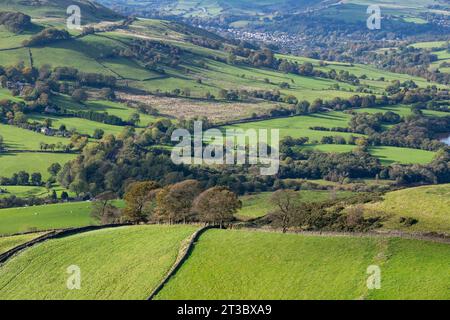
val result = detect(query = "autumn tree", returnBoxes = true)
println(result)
[154,187,173,223]
[192,187,241,228]
[123,181,159,223]
[269,189,302,233]
[155,180,202,224]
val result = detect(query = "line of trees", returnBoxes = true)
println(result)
[92,180,242,227]
[0,171,43,186]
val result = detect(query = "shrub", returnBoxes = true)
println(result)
[399,217,419,227]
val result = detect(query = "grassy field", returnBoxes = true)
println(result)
[366,238,450,300]
[223,114,437,164]
[0,152,76,179]
[368,146,435,165]
[0,225,199,300]
[238,190,356,218]
[28,114,126,137]
[411,41,448,49]
[0,26,32,50]
[0,185,72,199]
[155,229,450,300]
[0,202,96,236]
[0,48,30,67]
[51,95,157,128]
[0,186,50,199]
[0,0,121,23]
[363,184,450,234]
[225,111,360,141]
[354,104,450,118]
[0,124,69,151]
[0,233,45,255]
[277,53,443,90]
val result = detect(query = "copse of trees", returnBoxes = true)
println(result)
[0,171,43,186]
[77,72,116,88]
[71,89,88,103]
[23,28,71,47]
[114,39,182,70]
[192,186,242,228]
[0,11,32,33]
[267,189,383,233]
[368,116,450,152]
[119,180,241,227]
[62,109,126,126]
[364,46,450,85]
[155,180,202,224]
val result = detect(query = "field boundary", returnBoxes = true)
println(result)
[0,224,130,265]
[237,227,450,244]
[147,225,217,300]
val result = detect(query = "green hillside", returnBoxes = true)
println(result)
[0,202,97,235]
[0,0,122,23]
[99,0,323,18]
[363,184,450,234]
[155,229,450,300]
[0,232,45,254]
[0,225,198,300]
[237,190,357,218]
[0,12,443,169]
[0,152,76,179]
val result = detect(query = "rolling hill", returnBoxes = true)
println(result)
[0,0,122,23]
[0,232,45,254]
[0,7,447,179]
[362,184,450,234]
[1,226,448,300]
[0,225,199,300]
[155,229,450,300]
[98,0,330,18]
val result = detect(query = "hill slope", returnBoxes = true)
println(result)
[0,225,198,300]
[363,184,450,234]
[0,0,123,23]
[98,0,330,18]
[156,229,450,300]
